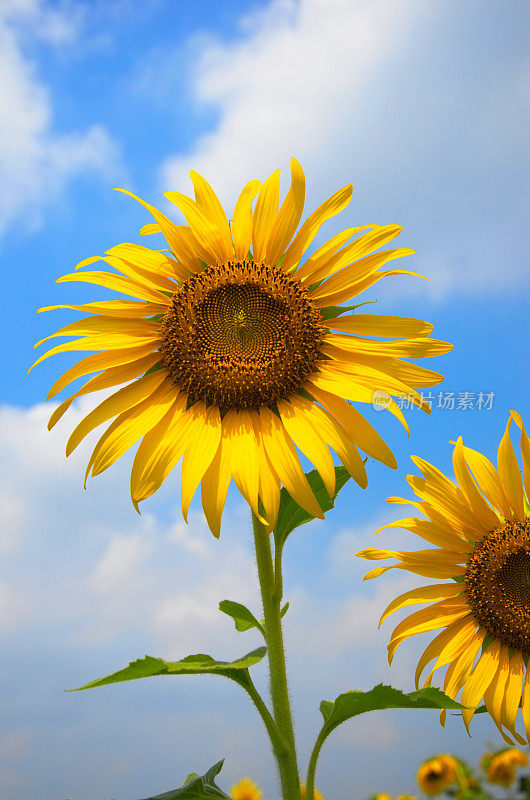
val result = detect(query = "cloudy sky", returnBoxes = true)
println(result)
[1,0,529,798]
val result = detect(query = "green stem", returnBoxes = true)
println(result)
[252,511,301,800]
[306,729,326,800]
[242,673,287,752]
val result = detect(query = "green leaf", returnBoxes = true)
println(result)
[219,600,289,636]
[139,760,230,799]
[69,647,267,693]
[274,466,351,547]
[320,300,376,320]
[319,684,468,735]
[219,600,265,635]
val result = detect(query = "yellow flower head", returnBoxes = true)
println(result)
[416,755,459,796]
[396,796,419,800]
[33,159,451,537]
[372,795,392,800]
[358,411,530,744]
[231,776,263,800]
[300,784,324,800]
[483,747,529,787]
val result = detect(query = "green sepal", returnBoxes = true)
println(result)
[219,599,289,636]
[319,683,468,733]
[144,361,162,375]
[138,760,230,799]
[69,647,267,693]
[320,300,376,321]
[273,466,351,548]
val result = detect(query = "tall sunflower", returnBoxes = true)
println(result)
[32,159,451,537]
[358,411,530,744]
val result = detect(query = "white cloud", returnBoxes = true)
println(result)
[0,0,123,237]
[160,0,529,295]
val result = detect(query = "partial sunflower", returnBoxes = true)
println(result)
[32,159,451,537]
[416,756,459,796]
[358,411,530,744]
[482,747,528,787]
[231,777,264,800]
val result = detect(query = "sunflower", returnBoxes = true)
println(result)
[416,755,458,796]
[358,411,530,744]
[482,747,528,787]
[32,159,451,537]
[231,777,264,800]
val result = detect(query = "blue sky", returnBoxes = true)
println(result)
[1,0,529,798]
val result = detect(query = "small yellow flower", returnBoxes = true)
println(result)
[417,755,458,796]
[231,776,263,800]
[373,795,392,800]
[396,796,418,800]
[300,783,324,800]
[484,748,529,787]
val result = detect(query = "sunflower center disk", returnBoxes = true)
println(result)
[159,260,326,411]
[465,517,530,653]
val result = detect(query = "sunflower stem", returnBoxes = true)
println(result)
[252,511,301,800]
[306,729,326,800]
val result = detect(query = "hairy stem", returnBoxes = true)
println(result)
[252,512,301,800]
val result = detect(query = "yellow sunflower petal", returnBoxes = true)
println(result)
[35,316,160,348]
[484,647,515,744]
[201,441,232,539]
[277,396,335,496]
[89,380,177,477]
[326,334,453,359]
[47,352,159,431]
[311,248,416,301]
[39,301,167,318]
[221,409,262,521]
[29,333,159,374]
[130,394,188,510]
[306,382,396,468]
[415,617,478,689]
[497,417,525,520]
[115,189,201,271]
[252,169,281,262]
[374,517,472,552]
[510,411,530,502]
[452,437,500,531]
[314,267,427,307]
[522,665,530,744]
[281,183,353,270]
[65,370,167,456]
[56,270,171,305]
[388,597,470,664]
[379,583,464,628]
[190,171,233,260]
[443,628,486,702]
[461,640,502,734]
[266,158,305,266]
[461,443,513,519]
[306,402,367,488]
[164,189,229,264]
[501,650,526,744]
[232,180,262,259]
[45,344,158,399]
[295,225,376,282]
[181,403,222,522]
[325,314,434,338]
[259,406,324,519]
[257,443,281,531]
[307,224,406,284]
